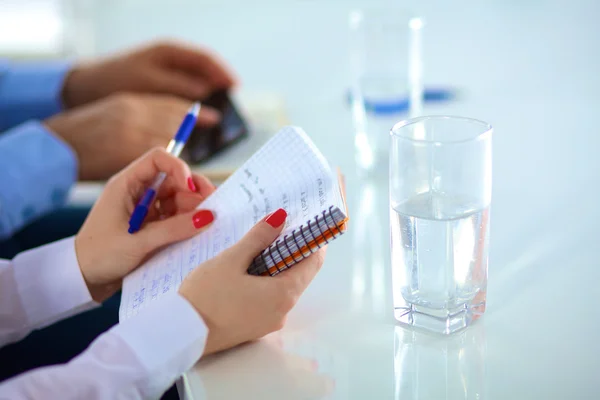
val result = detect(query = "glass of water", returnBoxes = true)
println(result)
[389,116,492,334]
[348,7,423,174]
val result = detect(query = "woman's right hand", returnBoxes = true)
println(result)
[179,208,327,356]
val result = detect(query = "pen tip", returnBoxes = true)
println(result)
[190,102,201,117]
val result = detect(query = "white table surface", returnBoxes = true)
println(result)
[72,0,600,398]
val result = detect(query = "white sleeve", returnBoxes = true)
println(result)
[0,291,208,400]
[0,237,98,347]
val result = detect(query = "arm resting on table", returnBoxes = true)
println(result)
[0,60,71,131]
[0,122,77,239]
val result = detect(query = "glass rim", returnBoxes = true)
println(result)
[348,6,422,27]
[390,115,493,145]
[349,4,413,16]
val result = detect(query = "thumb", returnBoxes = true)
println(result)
[137,208,215,252]
[227,208,288,269]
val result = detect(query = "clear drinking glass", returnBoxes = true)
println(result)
[348,7,423,174]
[389,116,492,334]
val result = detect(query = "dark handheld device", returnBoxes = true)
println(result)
[181,90,249,164]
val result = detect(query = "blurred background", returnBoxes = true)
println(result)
[3,0,599,172]
[4,0,600,264]
[4,0,600,252]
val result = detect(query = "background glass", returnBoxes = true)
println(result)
[389,116,492,334]
[348,6,423,175]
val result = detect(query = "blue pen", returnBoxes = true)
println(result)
[128,102,201,234]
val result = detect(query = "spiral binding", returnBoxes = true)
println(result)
[248,205,347,276]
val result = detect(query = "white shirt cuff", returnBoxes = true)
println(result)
[111,292,207,381]
[12,236,98,330]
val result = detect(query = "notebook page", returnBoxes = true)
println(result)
[119,126,339,320]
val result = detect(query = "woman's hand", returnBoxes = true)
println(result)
[179,208,327,356]
[75,148,217,302]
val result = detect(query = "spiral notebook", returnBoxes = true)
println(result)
[119,126,349,321]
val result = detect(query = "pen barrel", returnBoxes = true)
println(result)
[150,172,168,191]
[139,187,158,208]
[128,103,199,234]
[166,141,185,157]
[128,188,157,234]
[173,110,199,143]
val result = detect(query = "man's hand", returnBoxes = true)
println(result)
[61,41,237,109]
[44,93,219,181]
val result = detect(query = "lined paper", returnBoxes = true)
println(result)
[119,126,343,321]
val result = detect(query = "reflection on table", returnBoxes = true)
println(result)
[394,325,486,400]
[184,333,341,400]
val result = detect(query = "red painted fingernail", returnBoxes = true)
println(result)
[265,208,287,228]
[187,177,197,192]
[193,210,214,229]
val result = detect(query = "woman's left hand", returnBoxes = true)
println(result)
[75,148,217,302]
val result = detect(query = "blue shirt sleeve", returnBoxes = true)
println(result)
[0,59,72,131]
[0,121,77,239]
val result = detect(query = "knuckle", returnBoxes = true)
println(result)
[153,147,186,170]
[149,146,168,158]
[151,40,177,54]
[105,173,121,189]
[109,92,140,110]
[167,94,189,107]
[106,95,142,126]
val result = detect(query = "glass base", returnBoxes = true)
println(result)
[394,300,486,335]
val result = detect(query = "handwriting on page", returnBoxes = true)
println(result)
[242,167,272,222]
[318,178,326,207]
[119,126,338,321]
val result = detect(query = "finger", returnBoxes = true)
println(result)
[151,182,204,219]
[150,199,166,219]
[152,87,221,126]
[154,71,211,102]
[154,175,193,199]
[274,247,327,295]
[154,179,178,200]
[137,208,215,252]
[125,147,192,194]
[155,171,214,201]
[161,43,237,88]
[156,198,176,218]
[191,173,217,198]
[160,192,205,215]
[224,208,288,270]
[195,104,220,126]
[174,192,205,212]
